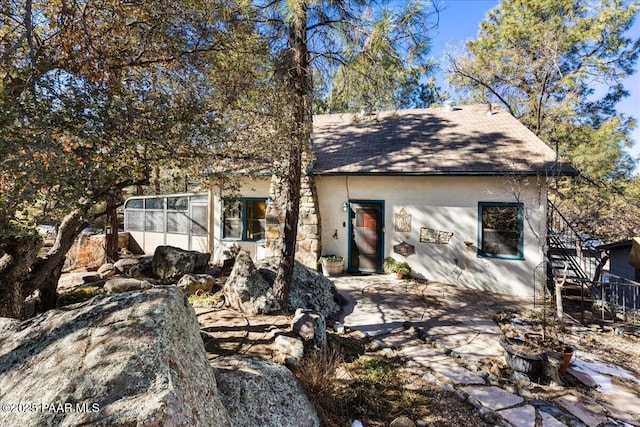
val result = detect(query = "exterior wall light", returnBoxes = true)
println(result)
[342,202,348,212]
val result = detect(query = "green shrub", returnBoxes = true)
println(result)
[320,255,343,264]
[383,257,397,273]
[395,261,411,276]
[57,287,101,307]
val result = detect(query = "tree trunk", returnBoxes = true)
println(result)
[28,208,88,313]
[0,208,88,319]
[0,234,41,319]
[272,0,311,312]
[105,196,120,263]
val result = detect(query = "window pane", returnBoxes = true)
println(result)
[167,211,189,234]
[125,199,143,209]
[191,205,208,237]
[145,197,165,210]
[168,197,188,211]
[223,200,242,239]
[125,210,144,231]
[145,211,164,232]
[245,200,266,241]
[481,205,520,257]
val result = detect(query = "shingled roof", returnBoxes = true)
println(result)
[311,104,576,176]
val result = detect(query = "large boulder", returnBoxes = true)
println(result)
[256,257,341,319]
[223,251,280,314]
[211,355,320,427]
[0,288,231,427]
[152,246,211,283]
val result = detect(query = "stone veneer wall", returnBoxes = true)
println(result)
[264,174,321,270]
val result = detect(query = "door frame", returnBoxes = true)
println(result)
[347,199,385,273]
[189,201,209,251]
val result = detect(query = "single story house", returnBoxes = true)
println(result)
[125,104,576,297]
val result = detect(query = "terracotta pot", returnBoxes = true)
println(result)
[559,347,574,374]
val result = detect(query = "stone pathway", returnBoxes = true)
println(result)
[196,306,290,360]
[333,274,640,427]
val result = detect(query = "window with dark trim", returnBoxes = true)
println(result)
[222,198,267,241]
[478,202,523,259]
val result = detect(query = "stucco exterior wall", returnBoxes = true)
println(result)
[211,178,272,260]
[315,175,548,297]
[211,174,549,297]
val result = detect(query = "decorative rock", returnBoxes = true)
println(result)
[223,251,280,315]
[0,288,231,427]
[504,384,519,394]
[518,389,536,399]
[104,276,152,294]
[467,362,480,372]
[211,355,320,427]
[454,390,468,401]
[477,370,490,379]
[113,257,139,274]
[389,415,416,427]
[421,372,439,384]
[440,382,455,393]
[382,348,395,357]
[152,245,211,283]
[274,334,305,361]
[510,371,532,388]
[97,262,116,279]
[176,274,217,296]
[292,308,327,349]
[477,407,497,424]
[367,339,387,352]
[57,272,102,290]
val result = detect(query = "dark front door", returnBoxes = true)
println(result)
[349,201,384,273]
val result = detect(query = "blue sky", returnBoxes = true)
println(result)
[430,0,640,164]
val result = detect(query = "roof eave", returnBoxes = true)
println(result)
[312,169,578,177]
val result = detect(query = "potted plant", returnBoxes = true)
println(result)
[383,257,397,274]
[395,261,411,279]
[499,337,546,380]
[320,255,344,277]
